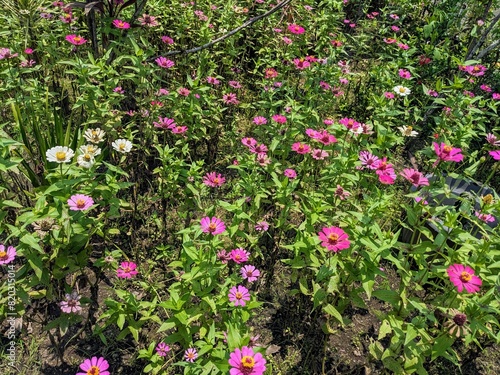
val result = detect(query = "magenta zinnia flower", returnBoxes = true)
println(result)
[155,56,175,69]
[253,116,267,125]
[447,264,482,293]
[475,211,495,222]
[203,172,226,187]
[229,346,267,375]
[68,194,94,211]
[117,261,138,279]
[489,150,500,160]
[65,34,87,45]
[271,114,287,124]
[200,217,226,235]
[433,142,464,164]
[230,248,250,264]
[318,226,350,252]
[359,151,379,169]
[0,244,16,265]
[228,285,251,306]
[76,357,110,375]
[284,169,297,178]
[155,342,170,357]
[291,142,311,154]
[112,19,130,29]
[241,265,260,282]
[288,24,305,34]
[400,168,429,187]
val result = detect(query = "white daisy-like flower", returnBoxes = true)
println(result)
[46,146,75,163]
[112,139,133,153]
[398,125,419,137]
[77,153,95,168]
[83,128,106,144]
[79,144,101,157]
[393,85,411,96]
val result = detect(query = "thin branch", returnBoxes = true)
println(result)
[476,39,500,59]
[148,0,293,60]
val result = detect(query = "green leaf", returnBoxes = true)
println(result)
[431,335,455,361]
[323,304,344,325]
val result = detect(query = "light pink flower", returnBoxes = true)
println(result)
[155,342,170,357]
[153,117,176,129]
[203,172,225,187]
[228,285,251,306]
[0,245,16,265]
[318,226,350,252]
[222,92,239,105]
[161,35,174,44]
[229,346,266,375]
[242,137,257,147]
[272,114,287,123]
[255,221,269,231]
[200,217,226,235]
[400,168,429,187]
[334,185,351,200]
[177,87,190,96]
[117,261,138,278]
[293,58,310,70]
[241,265,260,282]
[138,14,158,27]
[60,291,81,313]
[384,92,395,99]
[229,80,242,89]
[475,211,495,222]
[171,125,188,134]
[256,153,271,166]
[291,142,311,154]
[398,69,411,79]
[68,194,94,211]
[184,348,198,362]
[249,143,268,154]
[311,149,329,160]
[155,56,175,69]
[447,264,481,293]
[359,151,380,169]
[253,116,267,125]
[76,357,110,375]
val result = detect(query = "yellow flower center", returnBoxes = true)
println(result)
[399,87,406,93]
[482,194,493,204]
[83,153,92,162]
[87,366,100,375]
[235,292,243,299]
[208,223,217,231]
[122,266,130,273]
[241,355,255,368]
[56,151,67,161]
[328,233,339,243]
[443,145,452,153]
[459,271,472,282]
[74,37,81,43]
[76,199,86,208]
[213,178,220,184]
[119,143,125,150]
[0,251,7,260]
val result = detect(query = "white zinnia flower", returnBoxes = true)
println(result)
[46,146,75,163]
[393,85,411,96]
[398,125,419,137]
[77,153,95,168]
[112,139,133,153]
[79,144,101,157]
[83,128,106,144]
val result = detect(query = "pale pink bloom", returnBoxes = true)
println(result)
[390,14,399,19]
[291,142,311,154]
[60,291,82,313]
[76,357,110,375]
[293,58,310,69]
[272,114,287,123]
[68,194,94,211]
[65,34,86,45]
[20,60,36,68]
[384,38,397,44]
[184,348,198,362]
[400,168,429,187]
[0,245,16,265]
[222,92,239,105]
[155,56,175,69]
[249,143,268,154]
[177,87,190,96]
[323,118,334,125]
[112,19,130,29]
[200,217,226,235]
[335,185,351,200]
[242,137,257,147]
[171,125,188,134]
[206,76,220,85]
[475,211,495,222]
[255,221,269,231]
[477,20,484,26]
[241,265,260,282]
[155,342,170,357]
[161,35,174,44]
[282,37,293,45]
[447,264,481,293]
[318,226,350,252]
[156,88,169,96]
[284,169,297,178]
[339,78,349,85]
[217,250,231,264]
[384,92,395,99]
[485,134,500,146]
[427,89,438,97]
[359,151,379,169]
[253,116,267,125]
[138,14,158,27]
[256,153,271,166]
[311,149,329,160]
[203,172,225,187]
[117,261,138,278]
[398,43,409,50]
[229,80,242,89]
[391,26,400,32]
[113,86,125,94]
[228,285,251,306]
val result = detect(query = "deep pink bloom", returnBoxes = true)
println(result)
[493,93,500,100]
[228,285,251,306]
[223,92,239,105]
[433,142,464,164]
[475,211,495,222]
[230,248,250,264]
[291,142,311,154]
[359,151,380,169]
[253,116,267,125]
[200,217,225,235]
[288,24,305,34]
[464,64,487,77]
[117,261,138,278]
[113,19,130,29]
[480,84,492,92]
[68,194,94,211]
[284,169,297,178]
[293,58,311,70]
[272,114,287,124]
[241,265,260,282]
[339,117,360,130]
[229,346,267,375]
[447,264,482,293]
[313,130,337,145]
[489,150,500,160]
[242,137,257,148]
[400,168,429,187]
[378,172,396,184]
[264,68,278,79]
[184,348,198,362]
[76,357,110,375]
[384,38,397,44]
[203,172,225,187]
[398,69,411,79]
[0,245,16,265]
[178,87,190,96]
[155,57,175,69]
[330,40,343,47]
[318,226,350,252]
[384,92,395,99]
[156,342,170,357]
[65,34,87,45]
[374,157,394,175]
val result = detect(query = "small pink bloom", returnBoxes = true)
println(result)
[249,143,268,154]
[153,117,176,129]
[480,84,492,92]
[255,221,269,231]
[272,114,287,123]
[112,19,130,29]
[384,38,397,44]
[330,40,343,47]
[155,56,175,69]
[117,261,138,278]
[485,134,500,146]
[228,285,251,306]
[282,37,293,45]
[184,348,198,362]
[291,142,311,154]
[384,92,395,99]
[177,87,190,96]
[492,93,500,100]
[229,346,267,375]
[293,58,310,70]
[256,153,271,166]
[284,169,297,178]
[241,265,260,282]
[433,142,464,164]
[311,149,329,160]
[397,43,409,50]
[0,245,16,265]
[171,125,188,134]
[65,34,87,45]
[447,264,482,293]
[222,92,239,105]
[288,24,305,34]
[60,291,82,313]
[24,48,33,54]
[400,168,429,187]
[155,342,170,357]
[489,150,500,160]
[335,185,351,200]
[76,357,110,375]
[318,226,350,252]
[203,172,225,187]
[200,217,226,235]
[253,116,267,125]
[398,69,411,79]
[359,151,380,169]
[161,35,174,44]
[242,137,257,147]
[475,211,495,222]
[68,194,94,211]
[391,25,400,32]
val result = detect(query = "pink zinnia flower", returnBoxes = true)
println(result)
[217,250,231,264]
[433,142,464,164]
[242,137,257,147]
[359,151,380,169]
[155,56,175,69]
[113,19,130,29]
[171,125,188,134]
[288,24,305,34]
[229,80,242,89]
[334,185,351,200]
[153,117,176,129]
[184,348,198,362]
[203,172,225,187]
[447,264,482,293]
[200,217,226,235]
[255,221,269,231]
[230,248,250,263]
[398,43,409,50]
[177,87,190,96]
[65,34,87,45]
[264,68,278,79]
[293,58,310,70]
[339,117,360,130]
[311,149,329,160]
[272,114,287,124]
[249,143,268,154]
[76,357,110,375]
[60,291,82,313]
[253,116,267,125]
[480,84,492,92]
[489,150,500,160]
[229,346,267,375]
[241,265,260,282]
[318,226,350,252]
[464,64,487,77]
[138,14,158,27]
[313,130,337,145]
[284,169,297,178]
[256,153,271,166]
[282,37,293,45]
[155,342,170,357]
[492,93,500,100]
[161,35,174,44]
[291,142,311,154]
[228,285,251,306]
[400,168,429,187]
[384,92,395,99]
[398,69,411,79]
[475,211,495,222]
[486,134,500,146]
[0,245,16,265]
[117,261,138,278]
[222,92,239,105]
[330,40,343,47]
[384,38,397,44]
[68,194,94,211]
